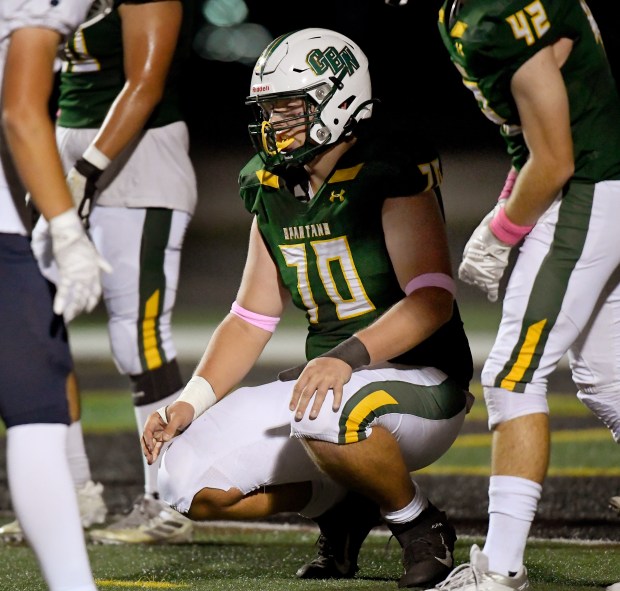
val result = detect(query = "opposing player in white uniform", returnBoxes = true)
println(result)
[0,0,108,587]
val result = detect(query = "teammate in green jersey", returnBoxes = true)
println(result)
[141,28,474,588]
[412,0,620,589]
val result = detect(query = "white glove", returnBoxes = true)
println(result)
[458,206,512,303]
[49,208,112,323]
[31,217,55,282]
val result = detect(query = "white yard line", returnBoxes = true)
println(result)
[69,324,569,368]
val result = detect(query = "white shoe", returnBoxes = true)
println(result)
[607,584,620,591]
[0,480,107,544]
[609,496,620,515]
[0,519,26,544]
[76,480,107,528]
[425,545,530,590]
[88,495,193,544]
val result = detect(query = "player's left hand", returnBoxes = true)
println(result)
[141,401,194,465]
[288,357,352,421]
[458,207,512,303]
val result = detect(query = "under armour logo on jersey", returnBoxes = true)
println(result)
[307,46,360,78]
[329,189,346,203]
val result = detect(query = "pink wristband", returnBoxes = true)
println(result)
[489,206,534,246]
[230,301,280,333]
[404,273,456,297]
[498,169,518,201]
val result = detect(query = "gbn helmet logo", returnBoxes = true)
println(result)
[306,46,360,78]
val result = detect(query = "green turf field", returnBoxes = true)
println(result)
[0,525,618,590]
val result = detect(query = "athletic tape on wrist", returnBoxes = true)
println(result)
[404,273,456,297]
[489,206,534,246]
[156,406,168,424]
[177,376,217,421]
[230,301,280,333]
[83,144,111,171]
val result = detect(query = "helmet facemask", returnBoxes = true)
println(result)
[247,88,323,167]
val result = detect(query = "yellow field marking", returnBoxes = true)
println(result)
[97,582,187,589]
[453,428,614,448]
[417,465,620,476]
[465,392,594,421]
[415,427,620,477]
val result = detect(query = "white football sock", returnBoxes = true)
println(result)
[134,390,180,498]
[66,420,92,487]
[7,423,97,591]
[382,478,429,524]
[483,475,541,576]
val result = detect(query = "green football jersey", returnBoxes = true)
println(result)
[438,0,620,181]
[239,116,473,389]
[58,0,193,129]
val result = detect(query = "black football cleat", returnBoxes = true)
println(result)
[296,491,383,579]
[388,502,457,588]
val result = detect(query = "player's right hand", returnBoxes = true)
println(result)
[141,401,194,465]
[49,208,112,323]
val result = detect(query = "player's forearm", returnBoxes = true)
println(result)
[503,155,573,227]
[89,82,164,161]
[356,289,454,364]
[193,314,273,398]
[3,110,73,220]
[2,27,73,219]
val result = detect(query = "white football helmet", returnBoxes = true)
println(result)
[246,28,374,166]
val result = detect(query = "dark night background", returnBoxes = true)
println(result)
[181,0,620,151]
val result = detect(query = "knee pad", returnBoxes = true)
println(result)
[484,386,549,430]
[130,359,183,407]
[577,389,620,442]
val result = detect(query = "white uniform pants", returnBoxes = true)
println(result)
[482,180,620,440]
[159,365,469,517]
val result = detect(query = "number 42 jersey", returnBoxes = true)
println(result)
[438,0,620,182]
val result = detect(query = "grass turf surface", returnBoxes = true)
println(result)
[1,526,619,590]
